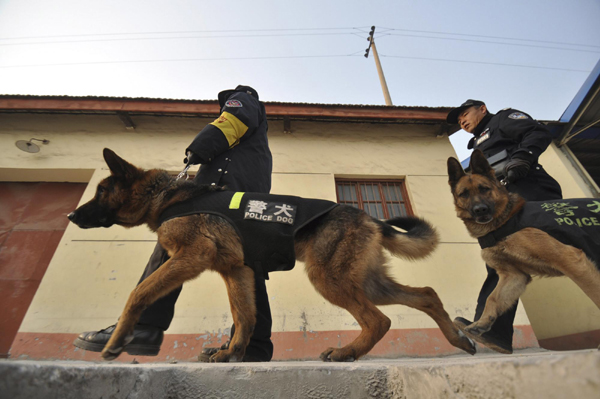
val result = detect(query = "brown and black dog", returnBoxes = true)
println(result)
[447,149,600,338]
[67,148,476,362]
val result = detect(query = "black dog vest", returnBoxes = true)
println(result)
[159,191,339,277]
[478,198,600,266]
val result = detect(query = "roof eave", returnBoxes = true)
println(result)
[0,96,452,124]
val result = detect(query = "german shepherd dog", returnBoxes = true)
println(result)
[68,148,476,362]
[447,149,600,338]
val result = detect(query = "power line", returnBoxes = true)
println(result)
[0,32,362,47]
[0,52,592,73]
[2,25,596,55]
[377,26,600,49]
[0,24,594,73]
[380,53,592,73]
[0,53,364,69]
[378,33,600,54]
[0,27,371,41]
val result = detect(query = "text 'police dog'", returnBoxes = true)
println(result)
[68,148,476,362]
[448,149,600,339]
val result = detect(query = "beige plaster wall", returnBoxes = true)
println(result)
[2,113,505,338]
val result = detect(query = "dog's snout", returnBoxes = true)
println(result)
[472,203,489,215]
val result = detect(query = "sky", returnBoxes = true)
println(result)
[1,0,599,161]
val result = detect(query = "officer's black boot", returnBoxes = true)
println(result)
[73,324,164,356]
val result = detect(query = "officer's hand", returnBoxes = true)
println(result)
[503,158,530,183]
[183,151,202,165]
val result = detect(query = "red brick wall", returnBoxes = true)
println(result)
[0,182,86,357]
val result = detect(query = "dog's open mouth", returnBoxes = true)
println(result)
[475,215,493,224]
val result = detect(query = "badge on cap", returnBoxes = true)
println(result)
[225,99,243,108]
[508,112,528,120]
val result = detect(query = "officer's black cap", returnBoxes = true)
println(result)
[218,85,260,108]
[446,99,486,124]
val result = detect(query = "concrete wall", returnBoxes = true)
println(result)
[5,111,589,360]
[3,351,600,399]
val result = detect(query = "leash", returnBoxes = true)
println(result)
[176,164,192,181]
[176,151,194,181]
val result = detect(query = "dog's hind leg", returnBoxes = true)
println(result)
[464,269,530,336]
[364,266,476,355]
[101,252,209,360]
[209,265,256,363]
[316,286,392,362]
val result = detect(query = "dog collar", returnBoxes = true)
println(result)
[478,212,521,249]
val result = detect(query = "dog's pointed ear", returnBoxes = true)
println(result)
[447,157,466,188]
[469,149,494,178]
[103,148,141,180]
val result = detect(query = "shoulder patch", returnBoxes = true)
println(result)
[508,112,529,120]
[225,99,243,108]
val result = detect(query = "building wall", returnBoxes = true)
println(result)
[0,113,541,361]
[0,182,86,357]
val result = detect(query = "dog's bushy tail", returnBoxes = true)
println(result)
[378,216,439,260]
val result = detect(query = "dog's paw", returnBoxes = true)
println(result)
[319,347,356,362]
[209,350,243,363]
[101,346,123,361]
[463,335,477,355]
[456,330,477,355]
[465,323,491,336]
[100,331,133,361]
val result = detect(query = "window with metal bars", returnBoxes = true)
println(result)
[335,179,413,219]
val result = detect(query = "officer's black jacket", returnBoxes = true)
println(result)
[186,89,272,194]
[478,198,600,268]
[468,109,562,201]
[468,109,551,163]
[158,191,339,278]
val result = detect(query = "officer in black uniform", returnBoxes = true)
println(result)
[74,85,275,362]
[446,99,562,354]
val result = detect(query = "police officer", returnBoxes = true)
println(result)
[446,99,562,354]
[74,85,275,362]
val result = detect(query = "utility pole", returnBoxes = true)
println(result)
[364,26,393,106]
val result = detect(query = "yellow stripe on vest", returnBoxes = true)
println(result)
[229,192,245,209]
[210,111,249,147]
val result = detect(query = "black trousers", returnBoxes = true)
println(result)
[474,165,562,344]
[137,242,274,360]
[473,266,517,344]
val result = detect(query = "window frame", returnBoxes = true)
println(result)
[335,178,413,219]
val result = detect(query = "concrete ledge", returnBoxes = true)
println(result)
[8,326,540,362]
[1,349,599,399]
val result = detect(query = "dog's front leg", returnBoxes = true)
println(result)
[465,269,530,336]
[210,265,256,363]
[102,255,207,360]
